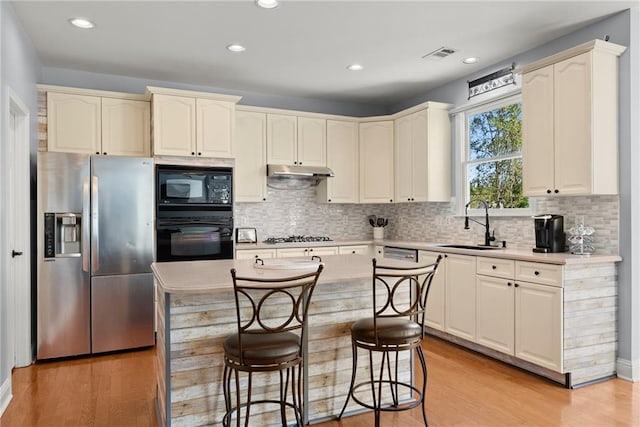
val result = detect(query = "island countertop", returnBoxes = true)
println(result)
[151,254,416,294]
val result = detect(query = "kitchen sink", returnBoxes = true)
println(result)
[438,244,501,250]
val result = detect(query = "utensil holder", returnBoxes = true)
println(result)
[373,227,384,240]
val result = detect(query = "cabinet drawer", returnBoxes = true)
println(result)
[236,249,276,260]
[477,257,515,279]
[338,245,369,255]
[515,261,563,287]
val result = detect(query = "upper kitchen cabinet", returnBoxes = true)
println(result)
[317,120,359,203]
[267,114,327,166]
[359,120,394,203]
[235,110,267,202]
[147,87,241,158]
[44,87,150,156]
[394,103,451,203]
[521,40,626,197]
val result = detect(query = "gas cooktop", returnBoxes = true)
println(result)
[263,235,332,244]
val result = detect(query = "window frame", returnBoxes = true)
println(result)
[455,92,534,217]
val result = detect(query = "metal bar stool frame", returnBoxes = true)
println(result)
[338,256,442,426]
[222,264,323,427]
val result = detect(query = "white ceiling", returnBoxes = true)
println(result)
[10,1,638,106]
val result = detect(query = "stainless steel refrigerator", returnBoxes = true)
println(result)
[37,152,155,359]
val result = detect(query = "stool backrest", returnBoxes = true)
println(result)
[230,265,324,364]
[372,255,442,341]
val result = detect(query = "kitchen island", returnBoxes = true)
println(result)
[152,254,416,427]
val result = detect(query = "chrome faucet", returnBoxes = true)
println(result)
[464,199,495,246]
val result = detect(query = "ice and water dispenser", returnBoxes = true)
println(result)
[44,212,82,258]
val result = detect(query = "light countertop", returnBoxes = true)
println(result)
[152,254,417,294]
[237,239,621,265]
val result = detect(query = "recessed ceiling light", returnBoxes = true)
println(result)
[256,0,279,9]
[463,57,479,64]
[69,17,95,29]
[226,44,246,53]
[347,64,363,71]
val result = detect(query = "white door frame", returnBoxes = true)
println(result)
[3,86,32,369]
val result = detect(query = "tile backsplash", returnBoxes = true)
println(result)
[235,187,619,254]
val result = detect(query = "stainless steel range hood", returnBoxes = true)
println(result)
[267,164,334,179]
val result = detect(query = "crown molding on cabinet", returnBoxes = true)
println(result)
[145,86,242,103]
[516,39,626,75]
[36,84,150,101]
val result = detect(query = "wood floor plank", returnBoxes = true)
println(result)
[1,337,638,426]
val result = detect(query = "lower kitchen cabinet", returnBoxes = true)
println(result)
[338,245,369,255]
[235,249,276,260]
[476,275,515,354]
[444,254,477,340]
[276,246,338,258]
[475,257,563,372]
[515,280,562,371]
[419,251,446,331]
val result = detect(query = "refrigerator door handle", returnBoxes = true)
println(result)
[82,177,90,272]
[91,175,99,273]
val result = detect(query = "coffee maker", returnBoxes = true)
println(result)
[533,214,566,253]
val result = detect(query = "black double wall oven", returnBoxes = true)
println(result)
[156,165,234,262]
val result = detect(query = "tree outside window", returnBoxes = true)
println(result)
[464,100,529,210]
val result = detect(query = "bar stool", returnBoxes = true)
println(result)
[337,256,442,426]
[222,264,323,427]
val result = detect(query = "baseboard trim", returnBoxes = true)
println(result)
[616,357,640,382]
[0,377,13,417]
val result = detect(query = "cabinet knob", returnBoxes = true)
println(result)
[514,283,520,288]
[96,151,100,155]
[390,199,393,202]
[352,250,356,254]
[309,248,313,252]
[191,152,195,156]
[546,189,552,194]
[554,189,559,194]
[328,199,332,202]
[444,254,448,258]
[408,198,411,201]
[492,265,497,270]
[103,152,107,155]
[262,198,266,201]
[534,271,540,276]
[507,282,512,287]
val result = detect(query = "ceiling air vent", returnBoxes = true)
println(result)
[422,46,458,60]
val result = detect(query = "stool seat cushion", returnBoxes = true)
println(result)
[224,332,301,365]
[351,317,422,345]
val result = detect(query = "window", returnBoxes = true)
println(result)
[457,94,531,215]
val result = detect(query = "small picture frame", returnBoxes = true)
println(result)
[236,228,257,244]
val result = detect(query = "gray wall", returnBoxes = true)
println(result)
[0,0,41,404]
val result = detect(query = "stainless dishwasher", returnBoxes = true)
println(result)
[383,246,418,262]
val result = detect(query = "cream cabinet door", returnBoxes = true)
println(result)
[236,249,276,260]
[444,254,477,341]
[297,117,326,166]
[394,114,414,202]
[152,94,196,156]
[235,111,267,202]
[476,275,515,355]
[101,98,150,156]
[419,250,446,331]
[47,92,101,154]
[522,64,555,196]
[359,121,394,203]
[425,106,451,202]
[267,114,297,165]
[196,98,235,158]
[410,110,429,202]
[515,281,563,372]
[319,120,359,203]
[553,52,592,195]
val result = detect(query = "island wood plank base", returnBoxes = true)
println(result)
[155,274,413,426]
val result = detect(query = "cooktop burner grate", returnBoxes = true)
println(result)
[263,235,332,244]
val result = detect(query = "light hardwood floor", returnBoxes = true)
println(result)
[1,336,638,426]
